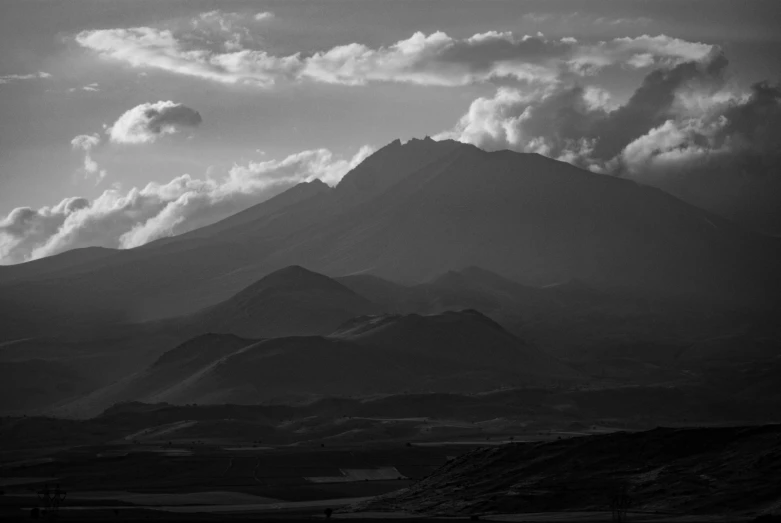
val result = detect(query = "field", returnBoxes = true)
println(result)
[1,396,776,523]
[0,415,639,522]
[0,435,483,522]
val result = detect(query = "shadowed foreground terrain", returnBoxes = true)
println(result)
[2,140,781,522]
[351,424,781,518]
[1,400,780,522]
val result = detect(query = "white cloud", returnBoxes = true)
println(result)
[0,71,51,84]
[0,146,373,264]
[76,22,715,88]
[567,35,714,74]
[254,11,274,22]
[71,133,107,182]
[108,101,202,144]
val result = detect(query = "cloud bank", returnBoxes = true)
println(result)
[0,146,372,264]
[108,101,202,144]
[76,18,715,87]
[437,53,781,233]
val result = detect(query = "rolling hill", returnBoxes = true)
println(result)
[57,309,577,417]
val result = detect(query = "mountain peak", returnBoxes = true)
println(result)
[182,266,379,339]
[334,137,465,200]
[251,265,346,293]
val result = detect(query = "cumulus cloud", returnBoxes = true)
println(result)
[0,198,89,264]
[107,101,202,144]
[76,19,715,88]
[614,81,781,231]
[0,146,373,264]
[437,52,781,233]
[438,53,728,160]
[71,133,107,182]
[0,71,51,84]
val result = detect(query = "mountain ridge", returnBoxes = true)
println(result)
[1,138,779,343]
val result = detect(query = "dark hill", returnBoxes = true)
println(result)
[57,310,577,416]
[181,265,381,338]
[352,424,781,516]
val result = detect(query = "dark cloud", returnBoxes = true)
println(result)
[442,55,781,233]
[590,52,728,160]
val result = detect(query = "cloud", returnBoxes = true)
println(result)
[66,100,202,184]
[438,53,727,159]
[68,83,100,93]
[71,133,107,182]
[0,146,373,264]
[522,12,653,28]
[0,198,89,264]
[107,101,202,144]
[0,71,51,84]
[614,81,781,232]
[191,10,273,51]
[567,35,714,75]
[76,20,715,88]
[437,53,781,233]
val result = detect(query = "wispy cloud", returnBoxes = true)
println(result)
[0,71,51,84]
[71,133,107,183]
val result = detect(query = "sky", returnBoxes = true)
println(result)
[1,0,780,264]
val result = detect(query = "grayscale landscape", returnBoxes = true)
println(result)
[1,1,780,522]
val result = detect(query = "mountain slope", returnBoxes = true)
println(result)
[53,333,257,418]
[0,246,118,285]
[265,144,780,304]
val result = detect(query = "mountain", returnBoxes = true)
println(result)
[178,265,381,338]
[58,310,577,417]
[261,142,780,304]
[1,138,779,343]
